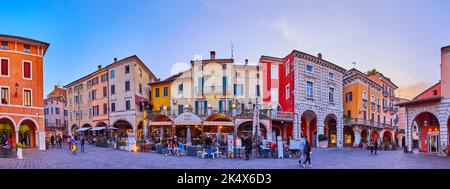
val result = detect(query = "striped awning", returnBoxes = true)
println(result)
[173,121,202,125]
[148,121,173,126]
[203,121,234,126]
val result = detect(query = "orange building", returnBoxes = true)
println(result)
[0,34,49,150]
[343,68,398,148]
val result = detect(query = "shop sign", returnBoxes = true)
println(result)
[227,134,234,158]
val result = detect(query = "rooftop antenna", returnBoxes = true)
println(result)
[230,41,234,59]
[352,61,356,68]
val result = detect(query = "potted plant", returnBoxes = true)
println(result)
[118,140,126,150]
[16,143,23,159]
[318,134,328,148]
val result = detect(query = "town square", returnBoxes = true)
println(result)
[1,0,450,170]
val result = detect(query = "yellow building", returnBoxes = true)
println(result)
[149,73,182,113]
[343,68,395,147]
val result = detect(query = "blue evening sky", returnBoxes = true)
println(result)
[1,0,449,99]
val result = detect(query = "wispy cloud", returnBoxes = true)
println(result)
[396,81,435,100]
[264,17,304,46]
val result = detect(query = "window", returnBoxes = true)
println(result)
[163,87,168,97]
[110,70,115,78]
[93,105,99,116]
[1,59,9,76]
[55,107,60,115]
[23,89,32,106]
[270,88,278,102]
[111,103,116,112]
[51,107,54,114]
[256,85,260,97]
[234,84,243,96]
[103,86,107,97]
[139,68,142,77]
[91,77,98,86]
[155,88,160,97]
[285,61,290,76]
[329,87,334,103]
[306,65,313,74]
[103,103,108,115]
[79,94,83,103]
[125,81,130,91]
[139,83,142,94]
[125,65,130,74]
[111,85,115,95]
[126,100,131,110]
[286,85,290,100]
[88,107,92,117]
[1,87,9,104]
[328,72,334,81]
[222,76,227,94]
[101,73,108,82]
[222,64,227,70]
[346,92,353,103]
[433,90,438,96]
[371,96,375,103]
[178,84,184,94]
[1,41,7,50]
[306,81,313,98]
[23,44,30,53]
[92,90,97,100]
[271,65,278,79]
[198,77,204,91]
[362,91,367,100]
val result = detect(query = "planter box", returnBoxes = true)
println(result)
[319,141,328,148]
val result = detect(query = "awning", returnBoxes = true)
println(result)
[91,126,105,131]
[203,121,234,126]
[174,121,202,125]
[148,121,173,126]
[78,127,91,132]
[107,126,118,130]
[135,95,149,104]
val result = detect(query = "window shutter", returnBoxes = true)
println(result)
[24,62,31,78]
[195,101,199,115]
[204,101,207,115]
[1,59,8,75]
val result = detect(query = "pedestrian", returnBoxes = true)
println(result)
[58,135,62,148]
[373,139,378,155]
[68,136,72,150]
[298,135,306,165]
[71,137,77,155]
[244,135,253,160]
[50,135,55,148]
[302,136,312,168]
[205,135,213,158]
[80,135,85,152]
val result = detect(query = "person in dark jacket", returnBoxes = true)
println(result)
[80,136,86,152]
[50,135,55,148]
[373,139,378,155]
[205,135,213,158]
[302,137,312,168]
[244,135,253,160]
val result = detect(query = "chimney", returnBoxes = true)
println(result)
[113,57,118,62]
[98,65,102,69]
[245,59,248,65]
[210,51,216,60]
[318,53,322,59]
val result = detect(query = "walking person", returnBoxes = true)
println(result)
[244,135,253,160]
[68,136,72,150]
[302,136,312,168]
[71,136,78,155]
[373,139,378,155]
[298,135,306,165]
[50,135,55,148]
[57,135,62,148]
[80,135,86,152]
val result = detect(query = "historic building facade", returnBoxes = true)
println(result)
[0,34,49,150]
[260,51,346,148]
[398,46,450,154]
[65,56,157,138]
[44,85,67,138]
[343,68,398,148]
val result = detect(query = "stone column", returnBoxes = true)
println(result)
[160,126,164,139]
[15,131,19,146]
[337,116,343,148]
[354,127,361,146]
[293,112,300,140]
[406,110,413,152]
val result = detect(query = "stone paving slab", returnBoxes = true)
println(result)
[1,144,449,169]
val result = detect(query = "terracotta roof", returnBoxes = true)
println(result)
[149,72,183,85]
[0,34,50,48]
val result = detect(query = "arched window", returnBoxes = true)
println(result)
[222,64,227,70]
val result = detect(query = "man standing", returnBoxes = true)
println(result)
[50,135,55,148]
[80,135,86,152]
[205,135,213,158]
[244,135,253,160]
[58,135,62,148]
[373,139,378,155]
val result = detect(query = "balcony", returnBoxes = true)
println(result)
[267,110,294,121]
[389,107,397,115]
[344,118,390,129]
[382,90,389,98]
[383,107,389,112]
[362,99,368,108]
[195,86,233,96]
[389,94,396,101]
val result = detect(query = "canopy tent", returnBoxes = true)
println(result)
[91,126,105,131]
[78,127,91,132]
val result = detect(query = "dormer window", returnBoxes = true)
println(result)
[23,44,30,53]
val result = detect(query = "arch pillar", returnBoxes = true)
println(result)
[337,114,343,148]
[353,126,361,146]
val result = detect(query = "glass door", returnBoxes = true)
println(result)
[427,134,439,152]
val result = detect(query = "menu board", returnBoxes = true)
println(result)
[227,134,234,158]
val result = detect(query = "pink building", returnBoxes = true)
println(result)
[44,85,67,138]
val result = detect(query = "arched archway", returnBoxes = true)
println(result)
[412,112,440,153]
[382,130,393,145]
[324,114,337,147]
[0,117,16,147]
[18,119,37,148]
[301,110,318,147]
[236,121,267,140]
[113,120,133,138]
[343,126,354,147]
[204,113,233,138]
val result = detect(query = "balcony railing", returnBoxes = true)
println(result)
[344,118,393,128]
[382,90,389,97]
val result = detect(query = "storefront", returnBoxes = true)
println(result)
[172,112,202,144]
[343,126,354,147]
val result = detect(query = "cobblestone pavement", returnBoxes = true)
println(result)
[1,143,449,169]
